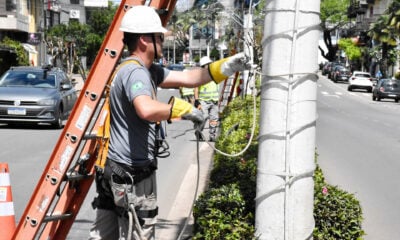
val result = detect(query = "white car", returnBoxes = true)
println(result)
[348,71,373,92]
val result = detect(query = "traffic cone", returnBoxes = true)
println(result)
[0,163,16,240]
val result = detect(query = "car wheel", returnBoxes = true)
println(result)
[395,99,399,103]
[368,87,372,93]
[52,107,64,129]
[347,86,352,91]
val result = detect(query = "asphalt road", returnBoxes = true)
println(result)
[316,73,400,240]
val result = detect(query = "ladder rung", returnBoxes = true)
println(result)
[66,173,93,181]
[43,213,73,223]
[83,132,99,140]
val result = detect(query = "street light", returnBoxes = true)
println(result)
[171,15,177,64]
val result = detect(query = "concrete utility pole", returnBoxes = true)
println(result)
[243,12,254,96]
[255,0,320,239]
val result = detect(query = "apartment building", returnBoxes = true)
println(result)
[0,0,108,73]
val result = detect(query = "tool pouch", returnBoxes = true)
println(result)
[110,175,137,209]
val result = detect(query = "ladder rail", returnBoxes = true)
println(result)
[12,0,177,239]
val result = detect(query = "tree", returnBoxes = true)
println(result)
[173,1,224,61]
[45,1,118,74]
[369,14,398,77]
[0,37,29,74]
[319,0,350,62]
[338,38,361,61]
[45,21,90,75]
[86,1,118,66]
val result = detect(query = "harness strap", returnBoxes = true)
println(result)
[106,159,156,184]
[136,207,158,219]
[95,59,142,170]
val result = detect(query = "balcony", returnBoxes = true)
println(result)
[0,1,29,32]
[0,14,29,32]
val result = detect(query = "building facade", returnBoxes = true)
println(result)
[0,0,108,74]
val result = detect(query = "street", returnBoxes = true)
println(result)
[316,74,400,240]
[1,77,400,239]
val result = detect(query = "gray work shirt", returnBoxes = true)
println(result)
[108,57,170,168]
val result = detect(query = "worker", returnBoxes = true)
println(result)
[194,56,220,142]
[89,5,251,240]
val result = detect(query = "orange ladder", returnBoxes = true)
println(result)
[12,0,177,239]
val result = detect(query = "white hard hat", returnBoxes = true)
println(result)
[200,56,212,67]
[119,6,168,34]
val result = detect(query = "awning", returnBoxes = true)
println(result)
[22,43,38,54]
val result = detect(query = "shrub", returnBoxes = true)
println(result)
[313,165,365,239]
[192,184,255,240]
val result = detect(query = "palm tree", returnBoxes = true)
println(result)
[369,14,397,77]
[173,3,224,62]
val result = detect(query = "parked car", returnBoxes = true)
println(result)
[0,65,78,128]
[167,64,185,71]
[347,71,373,92]
[321,62,332,75]
[332,65,351,83]
[327,62,343,79]
[372,78,400,102]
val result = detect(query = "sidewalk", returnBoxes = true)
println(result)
[156,141,214,239]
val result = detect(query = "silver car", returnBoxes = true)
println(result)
[0,66,78,128]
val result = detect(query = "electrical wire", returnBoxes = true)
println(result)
[204,68,259,158]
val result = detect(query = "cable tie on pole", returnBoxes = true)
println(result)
[261,23,321,45]
[254,167,315,202]
[261,72,319,79]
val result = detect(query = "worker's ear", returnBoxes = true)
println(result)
[138,35,150,50]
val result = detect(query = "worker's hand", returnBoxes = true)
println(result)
[169,97,204,123]
[208,52,251,83]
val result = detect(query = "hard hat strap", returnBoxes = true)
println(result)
[151,34,158,61]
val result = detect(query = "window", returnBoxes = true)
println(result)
[6,0,16,12]
[70,0,80,4]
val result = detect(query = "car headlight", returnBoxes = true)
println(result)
[38,98,56,106]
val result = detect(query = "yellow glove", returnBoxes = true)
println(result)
[208,52,251,83]
[169,97,204,123]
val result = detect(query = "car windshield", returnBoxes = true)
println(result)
[355,73,370,78]
[0,71,56,88]
[384,82,399,88]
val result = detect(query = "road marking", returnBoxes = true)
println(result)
[321,91,340,98]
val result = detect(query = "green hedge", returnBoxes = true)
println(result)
[192,96,365,239]
[313,164,365,239]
